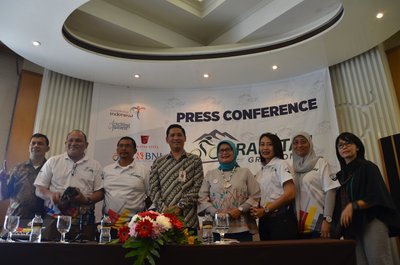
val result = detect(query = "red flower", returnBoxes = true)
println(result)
[163,213,183,230]
[138,211,159,220]
[135,219,154,238]
[117,226,130,243]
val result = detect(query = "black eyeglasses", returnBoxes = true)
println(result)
[337,141,353,150]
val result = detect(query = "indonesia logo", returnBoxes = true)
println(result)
[129,106,146,120]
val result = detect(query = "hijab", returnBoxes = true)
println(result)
[291,132,320,173]
[217,140,239,171]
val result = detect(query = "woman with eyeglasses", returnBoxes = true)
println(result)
[198,140,260,242]
[291,132,340,239]
[332,132,400,265]
[250,133,298,240]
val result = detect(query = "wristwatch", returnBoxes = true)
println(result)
[264,207,270,215]
[324,216,332,223]
[238,206,244,213]
[177,201,186,209]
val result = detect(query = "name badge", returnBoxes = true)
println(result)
[178,170,186,182]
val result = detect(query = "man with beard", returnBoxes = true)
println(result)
[102,136,150,237]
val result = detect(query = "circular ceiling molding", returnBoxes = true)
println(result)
[62,0,343,60]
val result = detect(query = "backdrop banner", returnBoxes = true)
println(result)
[88,68,340,174]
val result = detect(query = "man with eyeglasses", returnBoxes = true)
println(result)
[149,124,204,232]
[34,130,104,241]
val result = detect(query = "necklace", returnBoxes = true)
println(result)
[220,166,236,189]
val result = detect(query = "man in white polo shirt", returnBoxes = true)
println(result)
[103,136,150,237]
[34,130,104,241]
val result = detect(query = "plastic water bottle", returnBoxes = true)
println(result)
[99,215,112,244]
[29,214,43,243]
[202,213,214,244]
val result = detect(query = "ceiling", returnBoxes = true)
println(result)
[0,0,399,89]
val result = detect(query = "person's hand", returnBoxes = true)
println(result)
[228,208,241,219]
[250,207,265,219]
[320,220,331,238]
[71,188,89,205]
[52,192,61,205]
[340,203,353,228]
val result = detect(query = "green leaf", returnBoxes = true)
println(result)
[147,254,156,265]
[125,250,139,258]
[150,248,160,257]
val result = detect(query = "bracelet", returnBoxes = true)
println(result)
[352,201,360,211]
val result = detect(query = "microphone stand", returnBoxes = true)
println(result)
[73,207,87,243]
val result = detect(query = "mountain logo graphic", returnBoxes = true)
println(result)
[191,129,238,161]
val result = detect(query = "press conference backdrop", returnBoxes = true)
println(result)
[88,68,340,174]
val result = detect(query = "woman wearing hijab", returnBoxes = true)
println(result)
[332,132,400,265]
[291,132,340,239]
[198,140,260,242]
[250,133,298,240]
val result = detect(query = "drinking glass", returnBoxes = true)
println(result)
[57,215,71,243]
[214,213,229,244]
[3,215,20,242]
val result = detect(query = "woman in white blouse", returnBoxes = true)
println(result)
[250,133,298,240]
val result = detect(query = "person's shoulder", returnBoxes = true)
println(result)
[185,152,201,160]
[237,167,253,175]
[103,162,116,172]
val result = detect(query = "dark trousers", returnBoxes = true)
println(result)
[258,205,298,241]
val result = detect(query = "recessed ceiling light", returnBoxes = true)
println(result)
[133,74,140,79]
[32,41,41,46]
[203,73,209,78]
[376,12,384,19]
[272,65,278,70]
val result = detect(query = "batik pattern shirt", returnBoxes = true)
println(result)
[149,152,204,228]
[1,160,45,220]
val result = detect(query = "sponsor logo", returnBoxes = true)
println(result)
[108,120,130,131]
[140,135,149,144]
[109,105,146,119]
[191,129,293,164]
[190,129,238,163]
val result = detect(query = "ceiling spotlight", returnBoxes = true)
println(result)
[272,65,278,70]
[32,41,41,46]
[376,12,384,19]
[203,73,209,78]
[133,74,140,79]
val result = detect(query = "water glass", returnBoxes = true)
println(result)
[56,215,72,243]
[214,213,229,244]
[3,215,20,242]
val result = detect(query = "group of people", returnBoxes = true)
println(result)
[1,125,400,265]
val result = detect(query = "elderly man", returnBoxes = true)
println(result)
[103,136,150,236]
[149,124,204,232]
[0,133,50,220]
[34,130,104,240]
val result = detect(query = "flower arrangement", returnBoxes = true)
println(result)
[114,210,198,265]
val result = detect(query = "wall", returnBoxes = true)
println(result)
[0,46,19,166]
[386,46,400,105]
[6,70,42,169]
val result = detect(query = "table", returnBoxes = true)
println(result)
[0,239,355,265]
